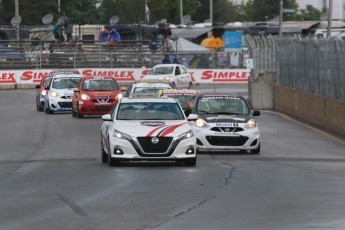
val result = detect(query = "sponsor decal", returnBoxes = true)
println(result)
[141,121,166,127]
[207,116,245,121]
[216,122,238,127]
[201,70,249,82]
[0,72,16,83]
[82,69,135,81]
[21,71,50,83]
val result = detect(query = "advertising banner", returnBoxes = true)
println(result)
[0,68,249,86]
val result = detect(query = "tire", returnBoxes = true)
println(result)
[45,106,53,114]
[76,104,84,118]
[184,157,196,166]
[250,144,260,154]
[172,82,176,89]
[72,109,76,117]
[188,82,192,89]
[101,136,108,163]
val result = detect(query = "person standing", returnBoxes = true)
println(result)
[160,23,172,52]
[53,21,63,46]
[162,54,171,64]
[64,19,73,47]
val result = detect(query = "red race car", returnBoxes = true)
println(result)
[72,75,121,118]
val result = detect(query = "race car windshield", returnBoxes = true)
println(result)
[117,102,184,120]
[52,78,81,89]
[148,66,174,75]
[82,79,119,91]
[163,95,194,109]
[133,87,170,94]
[197,96,249,115]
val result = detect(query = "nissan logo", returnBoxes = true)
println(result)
[225,128,231,132]
[151,137,159,144]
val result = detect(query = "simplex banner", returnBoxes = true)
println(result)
[0,68,249,85]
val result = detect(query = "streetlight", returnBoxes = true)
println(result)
[327,0,333,38]
[180,0,183,25]
[279,0,283,37]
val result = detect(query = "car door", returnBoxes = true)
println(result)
[174,66,183,88]
[179,65,190,88]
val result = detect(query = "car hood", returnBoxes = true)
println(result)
[83,90,120,98]
[198,113,252,123]
[54,88,74,97]
[114,120,190,137]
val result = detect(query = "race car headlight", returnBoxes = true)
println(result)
[81,93,90,100]
[116,93,123,100]
[166,76,171,81]
[178,130,194,140]
[195,118,208,128]
[50,91,59,97]
[246,119,257,128]
[113,129,132,141]
[41,90,47,96]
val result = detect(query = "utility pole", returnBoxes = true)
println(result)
[58,0,61,14]
[210,0,213,25]
[180,0,183,25]
[327,0,333,38]
[279,0,283,37]
[15,0,20,41]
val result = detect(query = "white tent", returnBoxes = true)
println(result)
[170,37,211,53]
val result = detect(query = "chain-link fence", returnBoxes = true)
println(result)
[247,35,345,101]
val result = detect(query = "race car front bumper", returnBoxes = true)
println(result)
[48,97,73,111]
[78,100,115,115]
[108,135,196,161]
[193,126,260,152]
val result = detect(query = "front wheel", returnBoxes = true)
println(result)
[76,103,84,118]
[183,157,196,166]
[101,136,108,163]
[107,140,121,166]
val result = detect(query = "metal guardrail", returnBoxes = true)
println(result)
[246,35,345,101]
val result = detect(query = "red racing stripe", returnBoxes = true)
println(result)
[160,123,187,137]
[146,125,167,137]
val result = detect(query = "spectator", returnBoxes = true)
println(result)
[64,19,73,47]
[149,32,158,51]
[53,21,64,46]
[108,27,121,44]
[99,28,109,44]
[160,23,172,52]
[162,54,171,64]
[173,56,179,64]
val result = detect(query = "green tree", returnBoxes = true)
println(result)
[61,0,98,24]
[251,0,298,22]
[297,5,322,21]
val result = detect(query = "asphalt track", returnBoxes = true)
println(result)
[0,85,344,230]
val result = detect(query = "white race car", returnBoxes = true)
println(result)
[143,64,193,89]
[186,93,261,154]
[45,73,82,114]
[123,79,173,97]
[101,97,198,166]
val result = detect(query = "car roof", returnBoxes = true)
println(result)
[132,82,171,88]
[152,64,182,68]
[198,92,244,98]
[121,97,176,103]
[160,89,200,94]
[81,75,116,80]
[50,69,80,74]
[52,73,83,79]
[135,79,171,84]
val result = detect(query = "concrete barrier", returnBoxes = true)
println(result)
[275,86,345,139]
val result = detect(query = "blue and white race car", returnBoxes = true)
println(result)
[44,73,82,114]
[186,93,261,154]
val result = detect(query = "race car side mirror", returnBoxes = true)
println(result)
[187,114,198,121]
[35,85,40,89]
[252,110,260,116]
[73,88,79,92]
[101,114,112,121]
